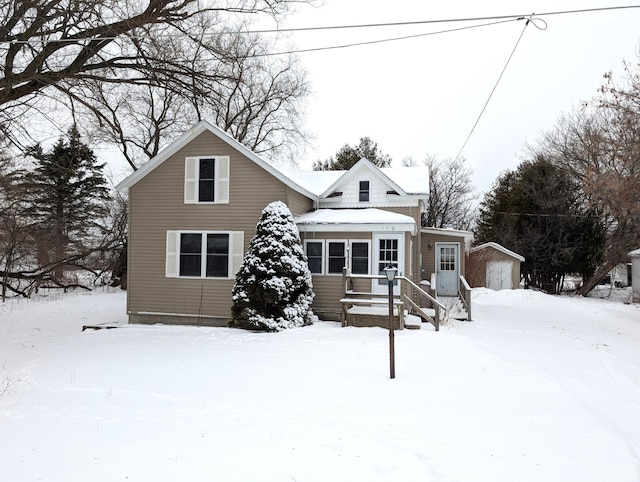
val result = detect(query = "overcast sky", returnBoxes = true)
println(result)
[271,1,640,194]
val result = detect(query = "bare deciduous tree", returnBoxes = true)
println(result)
[0,0,314,165]
[422,155,476,231]
[530,56,640,295]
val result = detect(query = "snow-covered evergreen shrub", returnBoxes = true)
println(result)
[230,201,317,331]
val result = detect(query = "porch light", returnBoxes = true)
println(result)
[384,265,398,282]
[383,265,398,379]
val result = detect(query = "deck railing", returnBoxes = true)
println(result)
[341,268,445,330]
[458,275,472,321]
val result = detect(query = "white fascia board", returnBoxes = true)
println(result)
[421,227,474,242]
[297,222,416,234]
[470,242,525,261]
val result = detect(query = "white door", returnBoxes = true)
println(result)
[436,243,459,296]
[486,260,513,290]
[372,233,404,295]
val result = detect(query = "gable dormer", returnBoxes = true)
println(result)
[318,158,424,208]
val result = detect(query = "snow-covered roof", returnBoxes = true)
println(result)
[294,208,417,234]
[284,161,428,197]
[282,170,344,196]
[629,248,640,257]
[471,242,525,262]
[379,166,429,194]
[421,227,474,242]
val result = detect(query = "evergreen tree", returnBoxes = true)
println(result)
[475,158,605,293]
[231,201,316,331]
[22,125,111,278]
[313,137,391,170]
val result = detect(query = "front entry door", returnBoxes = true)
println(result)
[372,233,404,295]
[436,243,459,296]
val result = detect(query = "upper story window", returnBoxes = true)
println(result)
[359,180,370,202]
[198,158,215,202]
[184,156,230,204]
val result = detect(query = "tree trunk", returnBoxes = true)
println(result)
[578,260,617,296]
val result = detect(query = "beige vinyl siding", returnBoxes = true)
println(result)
[421,233,466,282]
[377,206,422,286]
[127,129,313,324]
[301,232,371,320]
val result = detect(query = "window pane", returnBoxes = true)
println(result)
[206,254,228,277]
[308,257,322,274]
[206,234,229,277]
[329,257,346,273]
[352,258,368,274]
[207,234,229,254]
[181,233,201,253]
[199,158,215,179]
[328,242,345,257]
[198,180,214,202]
[307,242,323,257]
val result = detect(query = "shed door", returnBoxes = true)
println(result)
[486,260,513,290]
[436,243,459,296]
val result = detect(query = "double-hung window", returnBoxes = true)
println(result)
[166,230,244,279]
[327,241,347,274]
[184,156,230,204]
[359,180,370,202]
[350,241,370,275]
[305,240,324,274]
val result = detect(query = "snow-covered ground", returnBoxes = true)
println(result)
[1,287,639,481]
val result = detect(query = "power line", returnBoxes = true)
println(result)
[5,4,640,45]
[250,18,518,58]
[240,5,640,34]
[452,16,541,162]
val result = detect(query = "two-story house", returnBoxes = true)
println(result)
[116,120,469,325]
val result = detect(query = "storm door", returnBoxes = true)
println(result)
[436,243,459,296]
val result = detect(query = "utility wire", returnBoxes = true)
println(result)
[5,4,639,44]
[452,16,540,162]
[249,18,518,58]
[241,5,640,34]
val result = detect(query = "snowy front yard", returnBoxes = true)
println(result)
[1,288,639,481]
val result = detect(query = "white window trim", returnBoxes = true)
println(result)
[166,230,244,279]
[326,239,348,276]
[304,239,325,275]
[349,239,371,275]
[184,156,230,204]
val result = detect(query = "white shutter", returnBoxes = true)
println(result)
[216,156,230,204]
[184,157,198,204]
[231,231,244,276]
[166,231,179,277]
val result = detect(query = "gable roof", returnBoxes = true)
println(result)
[470,242,525,262]
[115,120,316,199]
[283,159,429,198]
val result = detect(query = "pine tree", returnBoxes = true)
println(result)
[22,125,111,278]
[231,201,317,331]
